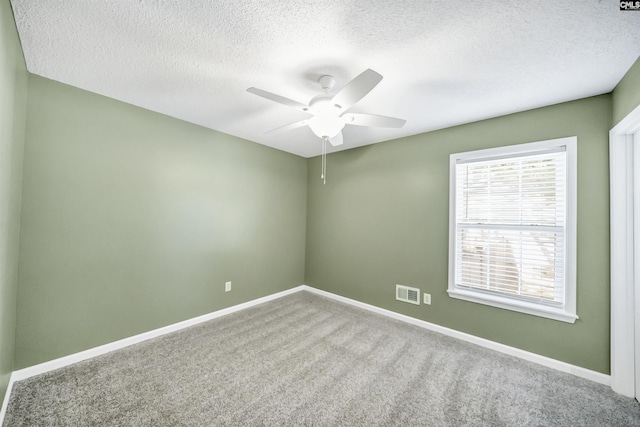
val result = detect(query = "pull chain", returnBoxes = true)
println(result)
[321,137,327,185]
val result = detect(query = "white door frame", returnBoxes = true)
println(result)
[610,104,640,398]
[634,128,640,401]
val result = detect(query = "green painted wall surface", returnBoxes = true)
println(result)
[306,95,612,374]
[0,0,27,403]
[14,76,307,369]
[612,55,640,125]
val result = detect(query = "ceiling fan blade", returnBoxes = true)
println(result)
[247,87,309,112]
[328,132,343,146]
[342,113,406,128]
[266,119,309,134]
[331,69,383,112]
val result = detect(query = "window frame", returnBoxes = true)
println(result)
[448,137,578,323]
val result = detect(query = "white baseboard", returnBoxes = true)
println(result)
[300,286,610,386]
[11,286,304,382]
[0,284,611,424]
[0,285,304,425]
[0,373,15,425]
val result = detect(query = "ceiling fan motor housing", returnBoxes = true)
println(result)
[309,95,340,114]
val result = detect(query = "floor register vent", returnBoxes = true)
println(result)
[396,284,420,305]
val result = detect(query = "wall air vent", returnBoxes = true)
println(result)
[396,284,420,305]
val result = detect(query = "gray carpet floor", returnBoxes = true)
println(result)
[3,291,640,426]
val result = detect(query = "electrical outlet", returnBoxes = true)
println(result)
[225,281,232,292]
[423,293,431,305]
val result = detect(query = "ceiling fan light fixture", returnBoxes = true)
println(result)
[308,114,345,138]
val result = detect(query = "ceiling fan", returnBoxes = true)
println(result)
[247,69,406,147]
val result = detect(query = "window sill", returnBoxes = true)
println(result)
[447,288,578,324]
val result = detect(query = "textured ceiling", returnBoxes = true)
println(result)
[10,0,640,158]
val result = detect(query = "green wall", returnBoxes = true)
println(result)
[14,76,307,369]
[0,0,27,403]
[612,56,640,126]
[306,95,612,373]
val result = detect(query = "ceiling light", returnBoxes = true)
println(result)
[308,114,345,138]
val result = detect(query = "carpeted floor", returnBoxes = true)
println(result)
[3,291,640,426]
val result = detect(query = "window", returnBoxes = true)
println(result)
[448,137,577,323]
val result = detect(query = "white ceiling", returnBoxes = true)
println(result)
[10,1,640,158]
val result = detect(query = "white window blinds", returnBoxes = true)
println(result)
[454,148,567,306]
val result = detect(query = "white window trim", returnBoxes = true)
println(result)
[447,137,578,323]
